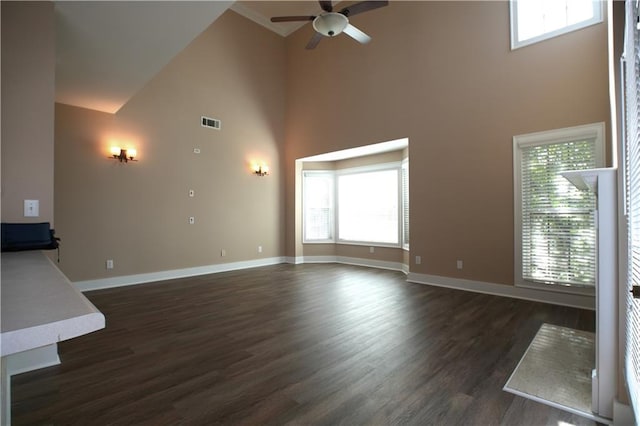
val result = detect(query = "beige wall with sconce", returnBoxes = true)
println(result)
[54,11,285,281]
[1,2,55,225]
[283,1,610,285]
[5,2,609,289]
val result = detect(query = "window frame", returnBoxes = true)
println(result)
[513,122,605,294]
[302,161,408,248]
[402,158,409,250]
[335,162,402,248]
[509,0,604,50]
[302,170,335,244]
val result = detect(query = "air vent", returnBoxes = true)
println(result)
[201,116,221,130]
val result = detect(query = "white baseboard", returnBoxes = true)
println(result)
[75,257,590,310]
[75,257,287,292]
[285,256,304,265]
[301,255,408,274]
[407,272,595,310]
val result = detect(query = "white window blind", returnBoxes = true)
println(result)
[514,123,604,290]
[623,0,640,419]
[303,172,334,242]
[520,140,598,286]
[402,160,409,248]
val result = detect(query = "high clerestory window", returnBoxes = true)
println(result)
[510,0,603,49]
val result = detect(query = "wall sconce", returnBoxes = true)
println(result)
[253,163,269,177]
[109,147,137,163]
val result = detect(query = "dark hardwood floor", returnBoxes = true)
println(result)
[12,264,597,425]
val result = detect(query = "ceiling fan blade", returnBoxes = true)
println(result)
[319,1,333,12]
[342,24,371,44]
[306,32,324,50]
[339,0,388,17]
[271,16,316,22]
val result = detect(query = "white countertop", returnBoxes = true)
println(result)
[1,251,105,357]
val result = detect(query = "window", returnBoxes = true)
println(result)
[337,167,399,245]
[623,0,640,418]
[510,0,603,49]
[402,159,409,249]
[302,161,409,247]
[514,123,604,290]
[303,171,334,242]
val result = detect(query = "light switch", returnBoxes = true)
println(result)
[24,200,39,217]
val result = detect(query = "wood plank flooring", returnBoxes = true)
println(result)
[11,264,597,425]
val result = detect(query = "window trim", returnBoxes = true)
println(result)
[402,158,409,251]
[509,0,604,50]
[302,170,335,244]
[302,161,408,248]
[336,162,402,247]
[513,122,605,294]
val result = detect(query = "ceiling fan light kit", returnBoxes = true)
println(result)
[313,13,348,37]
[270,0,388,49]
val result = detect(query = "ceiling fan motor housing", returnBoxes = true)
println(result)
[313,12,348,37]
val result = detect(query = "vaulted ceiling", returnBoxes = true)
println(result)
[54,1,327,114]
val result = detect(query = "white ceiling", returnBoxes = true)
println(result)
[230,1,325,37]
[54,1,328,114]
[54,0,358,113]
[54,1,350,114]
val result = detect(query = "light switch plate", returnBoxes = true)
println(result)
[24,200,39,217]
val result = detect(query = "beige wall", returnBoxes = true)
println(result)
[284,1,610,286]
[26,1,609,287]
[334,150,403,169]
[1,2,55,224]
[55,11,286,281]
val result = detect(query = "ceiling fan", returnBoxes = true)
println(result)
[270,1,389,49]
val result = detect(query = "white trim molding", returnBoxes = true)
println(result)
[75,257,287,292]
[300,255,408,274]
[76,255,589,310]
[285,256,304,265]
[407,272,595,310]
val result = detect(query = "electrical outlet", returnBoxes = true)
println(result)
[415,256,422,265]
[189,216,195,224]
[258,245,262,253]
[221,249,226,257]
[369,246,375,253]
[106,259,114,270]
[457,260,463,270]
[189,189,195,197]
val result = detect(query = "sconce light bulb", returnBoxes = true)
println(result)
[128,148,137,158]
[110,146,121,156]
